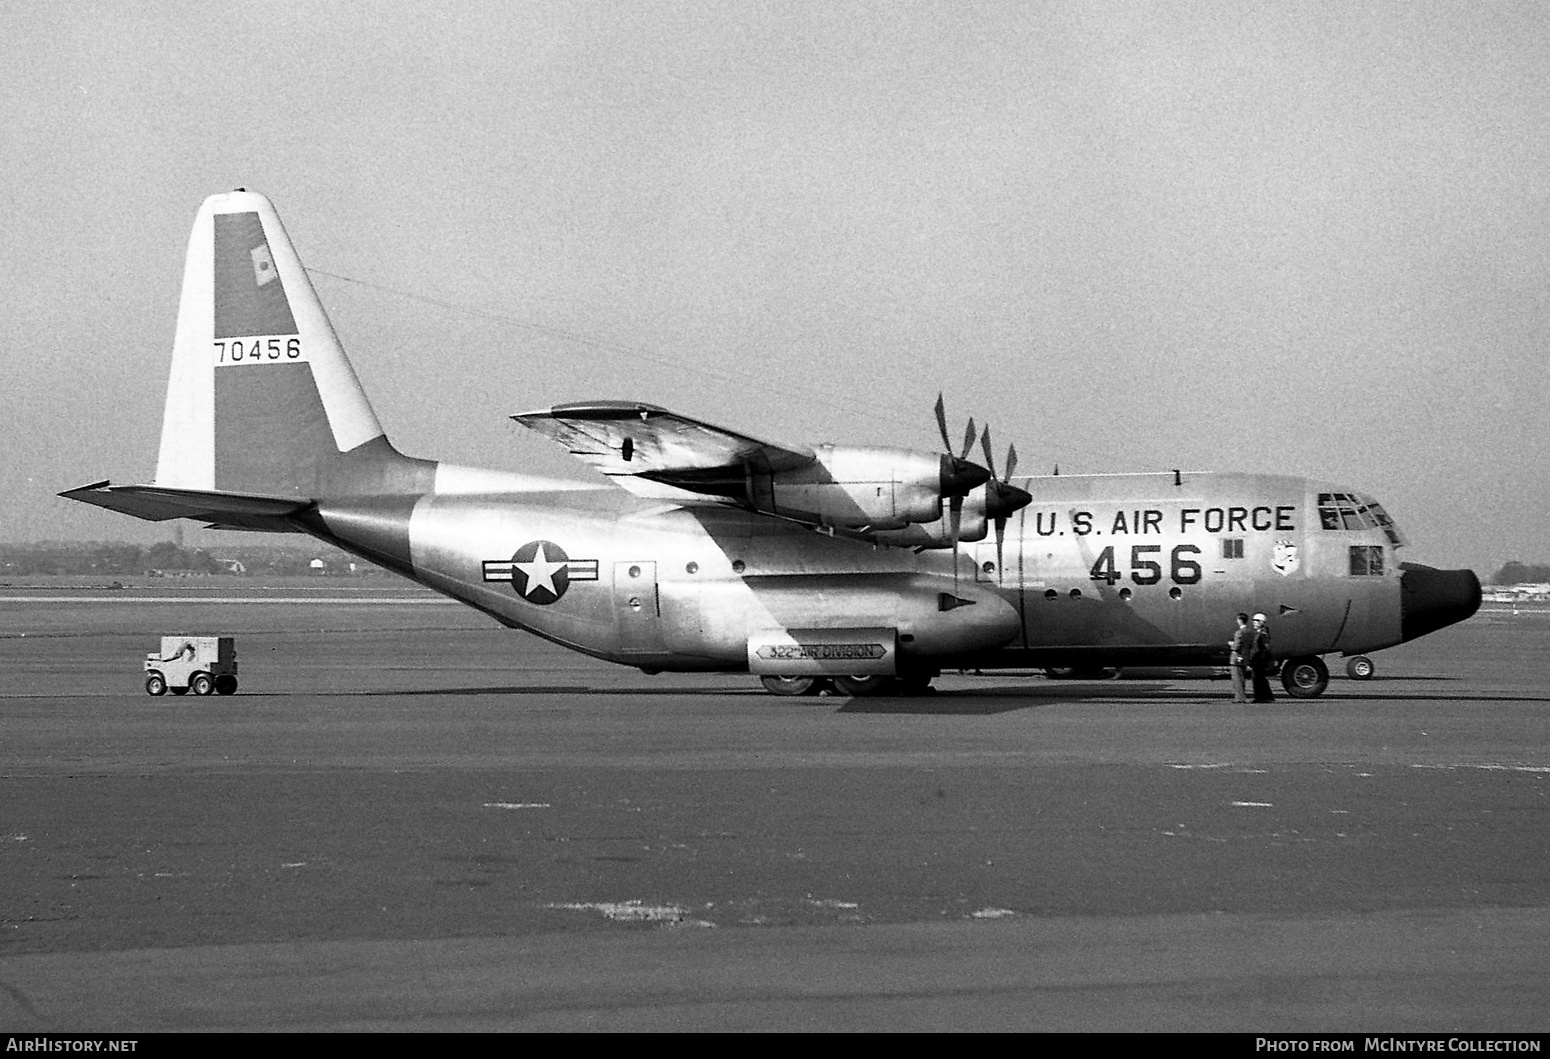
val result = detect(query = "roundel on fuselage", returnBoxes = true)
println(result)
[507,539,572,604]
[481,540,599,605]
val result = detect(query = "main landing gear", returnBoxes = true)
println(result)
[759,675,826,697]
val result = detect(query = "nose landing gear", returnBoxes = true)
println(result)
[1345,655,1375,680]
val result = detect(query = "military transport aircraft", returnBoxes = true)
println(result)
[63,190,1481,698]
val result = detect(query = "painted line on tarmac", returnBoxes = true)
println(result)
[1412,763,1550,774]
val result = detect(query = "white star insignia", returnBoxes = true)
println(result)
[514,542,567,598]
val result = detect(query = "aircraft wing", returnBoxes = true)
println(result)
[512,401,815,500]
[58,481,311,533]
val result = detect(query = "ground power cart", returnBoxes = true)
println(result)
[144,636,238,696]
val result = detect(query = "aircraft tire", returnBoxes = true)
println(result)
[190,672,214,697]
[214,675,238,696]
[145,673,167,696]
[760,675,822,697]
[1345,656,1375,680]
[1280,656,1330,699]
[834,674,899,697]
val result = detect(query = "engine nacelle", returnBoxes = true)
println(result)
[748,445,982,531]
[866,476,1033,549]
[869,487,992,547]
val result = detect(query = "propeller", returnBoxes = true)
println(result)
[978,424,1033,577]
[934,394,993,594]
[933,394,990,499]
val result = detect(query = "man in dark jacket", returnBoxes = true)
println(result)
[1248,613,1275,702]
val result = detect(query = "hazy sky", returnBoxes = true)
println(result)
[3,1,1547,572]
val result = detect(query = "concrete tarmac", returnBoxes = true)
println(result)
[1,582,1547,1031]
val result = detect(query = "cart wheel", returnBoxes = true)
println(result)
[190,672,214,697]
[214,675,238,696]
[145,673,167,696]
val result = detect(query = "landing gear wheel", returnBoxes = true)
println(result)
[1345,655,1375,680]
[760,675,822,697]
[189,672,214,697]
[214,675,238,696]
[1280,655,1330,699]
[834,674,898,697]
[145,673,167,696]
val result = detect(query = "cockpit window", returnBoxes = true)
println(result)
[1318,493,1406,546]
[1349,545,1385,576]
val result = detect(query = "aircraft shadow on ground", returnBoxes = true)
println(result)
[839,683,1550,714]
[224,679,1550,708]
[837,682,1241,715]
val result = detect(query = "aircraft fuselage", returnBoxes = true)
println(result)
[307,468,1477,678]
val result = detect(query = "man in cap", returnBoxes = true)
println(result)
[1248,613,1275,702]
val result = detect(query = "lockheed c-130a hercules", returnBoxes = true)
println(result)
[63,190,1482,699]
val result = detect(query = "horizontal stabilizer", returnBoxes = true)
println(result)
[59,481,310,533]
[513,401,814,499]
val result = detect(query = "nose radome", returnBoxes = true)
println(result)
[1400,564,1482,643]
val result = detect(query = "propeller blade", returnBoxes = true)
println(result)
[1004,443,1018,483]
[934,393,952,453]
[948,495,963,594]
[979,424,996,479]
[960,417,976,461]
[993,512,1006,577]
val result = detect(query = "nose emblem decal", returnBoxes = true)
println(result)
[482,541,599,604]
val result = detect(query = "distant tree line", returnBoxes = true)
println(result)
[1490,562,1550,585]
[0,541,379,577]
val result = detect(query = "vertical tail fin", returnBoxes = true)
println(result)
[155,190,430,499]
